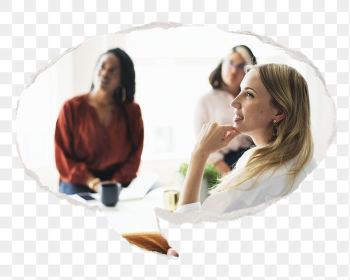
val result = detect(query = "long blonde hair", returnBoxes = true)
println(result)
[210,63,314,196]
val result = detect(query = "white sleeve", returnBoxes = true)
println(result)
[200,188,252,214]
[174,202,201,213]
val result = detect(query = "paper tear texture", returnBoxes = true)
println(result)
[16,22,337,259]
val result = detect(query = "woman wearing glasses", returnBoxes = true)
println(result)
[194,45,257,175]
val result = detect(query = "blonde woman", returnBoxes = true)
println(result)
[175,63,316,214]
[124,63,316,257]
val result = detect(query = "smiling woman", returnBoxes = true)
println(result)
[231,69,286,147]
[55,48,144,195]
[175,63,316,215]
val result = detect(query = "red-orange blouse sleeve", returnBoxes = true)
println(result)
[112,103,144,184]
[54,101,93,185]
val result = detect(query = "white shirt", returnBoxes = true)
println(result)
[194,89,253,164]
[175,147,317,215]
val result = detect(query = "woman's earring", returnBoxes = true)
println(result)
[273,119,278,138]
[121,88,126,103]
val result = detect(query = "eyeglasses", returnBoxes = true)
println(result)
[223,60,245,72]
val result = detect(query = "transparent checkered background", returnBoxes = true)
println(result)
[1,0,349,279]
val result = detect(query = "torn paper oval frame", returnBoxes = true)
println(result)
[16,23,336,237]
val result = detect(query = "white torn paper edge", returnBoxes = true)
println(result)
[16,22,337,259]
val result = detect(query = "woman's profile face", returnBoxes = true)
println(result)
[221,52,246,91]
[94,53,121,92]
[231,69,279,142]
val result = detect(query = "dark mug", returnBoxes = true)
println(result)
[100,182,122,207]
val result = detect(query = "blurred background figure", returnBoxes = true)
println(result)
[55,48,144,195]
[194,45,257,175]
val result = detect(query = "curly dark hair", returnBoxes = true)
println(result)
[209,45,257,90]
[91,48,136,103]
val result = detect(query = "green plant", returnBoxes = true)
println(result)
[179,163,221,190]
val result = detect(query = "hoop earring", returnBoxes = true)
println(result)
[121,88,126,103]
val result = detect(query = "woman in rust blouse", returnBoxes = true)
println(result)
[55,48,144,195]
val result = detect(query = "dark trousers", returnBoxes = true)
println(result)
[59,163,129,195]
[224,148,250,169]
[59,180,132,195]
[59,181,95,195]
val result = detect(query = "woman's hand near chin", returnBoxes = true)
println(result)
[193,122,241,157]
[177,123,240,207]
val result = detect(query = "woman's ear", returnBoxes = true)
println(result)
[275,109,285,123]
